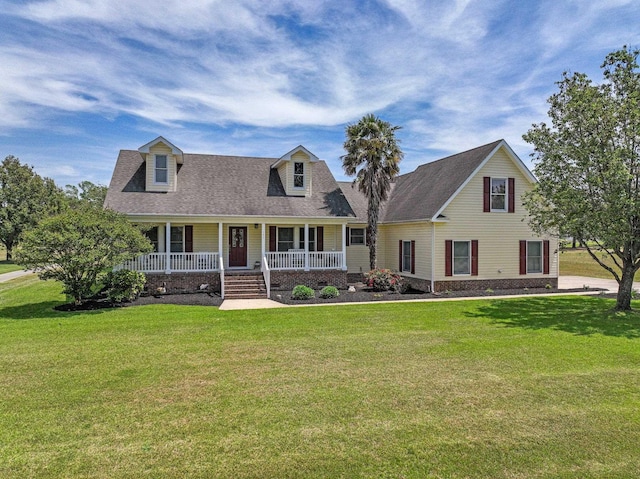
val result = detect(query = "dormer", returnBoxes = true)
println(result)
[138,136,183,192]
[271,145,319,197]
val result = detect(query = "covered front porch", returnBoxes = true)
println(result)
[118,220,348,274]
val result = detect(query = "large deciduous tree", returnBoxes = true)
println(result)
[0,156,64,260]
[342,114,403,270]
[64,181,108,209]
[14,207,152,304]
[523,46,640,311]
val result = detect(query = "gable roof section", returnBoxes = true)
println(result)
[339,140,534,223]
[105,150,355,218]
[271,145,319,168]
[137,136,183,155]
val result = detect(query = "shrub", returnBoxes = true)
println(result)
[292,285,315,300]
[103,270,146,303]
[319,285,339,299]
[364,268,403,292]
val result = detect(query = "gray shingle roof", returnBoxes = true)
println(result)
[338,140,504,223]
[105,150,356,218]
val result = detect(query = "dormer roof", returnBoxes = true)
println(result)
[271,145,319,169]
[138,136,184,163]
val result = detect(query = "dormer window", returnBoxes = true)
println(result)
[293,162,304,188]
[155,155,168,184]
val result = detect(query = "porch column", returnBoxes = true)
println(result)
[341,223,347,271]
[165,221,171,274]
[261,223,266,263]
[304,223,309,271]
[218,222,223,269]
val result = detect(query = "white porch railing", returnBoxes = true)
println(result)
[220,256,225,299]
[265,251,344,270]
[261,256,270,299]
[116,252,220,273]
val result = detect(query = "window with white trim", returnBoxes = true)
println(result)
[155,155,168,184]
[170,226,183,252]
[299,227,316,251]
[349,228,365,245]
[491,178,507,211]
[293,162,304,188]
[145,226,159,252]
[527,241,543,273]
[277,227,294,251]
[402,240,412,272]
[453,241,471,275]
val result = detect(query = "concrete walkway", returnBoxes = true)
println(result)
[0,269,33,283]
[219,298,287,310]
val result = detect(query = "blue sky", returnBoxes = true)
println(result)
[1,0,639,188]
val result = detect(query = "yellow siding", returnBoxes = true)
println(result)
[433,147,558,281]
[193,223,217,252]
[278,151,313,197]
[379,223,432,279]
[346,224,370,274]
[145,143,177,192]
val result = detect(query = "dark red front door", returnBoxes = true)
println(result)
[229,227,247,267]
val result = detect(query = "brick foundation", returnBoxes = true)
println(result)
[347,273,365,283]
[399,275,431,293]
[433,277,558,292]
[145,272,221,294]
[270,270,348,290]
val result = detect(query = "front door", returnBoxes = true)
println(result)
[229,226,248,267]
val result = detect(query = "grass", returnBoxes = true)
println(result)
[1,277,640,478]
[0,246,21,274]
[560,248,640,280]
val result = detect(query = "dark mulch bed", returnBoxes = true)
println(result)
[54,286,606,311]
[54,291,223,311]
[272,286,604,305]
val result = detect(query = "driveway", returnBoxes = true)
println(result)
[559,275,640,293]
[0,270,33,283]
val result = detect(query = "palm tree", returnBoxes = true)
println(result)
[342,114,403,270]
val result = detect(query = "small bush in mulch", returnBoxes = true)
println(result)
[292,285,315,300]
[319,286,340,299]
[54,291,223,311]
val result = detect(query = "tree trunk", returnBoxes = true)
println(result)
[368,226,377,271]
[615,262,636,311]
[5,245,12,261]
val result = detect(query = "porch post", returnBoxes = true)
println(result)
[218,221,223,270]
[304,223,309,271]
[261,223,266,260]
[165,221,171,274]
[341,223,347,271]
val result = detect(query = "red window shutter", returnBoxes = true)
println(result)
[543,240,550,274]
[185,225,193,253]
[399,240,403,271]
[317,227,324,251]
[269,226,276,252]
[366,226,370,246]
[346,227,350,246]
[483,177,491,212]
[445,240,452,276]
[471,240,478,276]
[519,240,527,275]
[411,240,416,274]
[508,177,515,213]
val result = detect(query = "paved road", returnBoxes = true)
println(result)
[0,270,33,283]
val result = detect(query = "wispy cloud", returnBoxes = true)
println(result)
[0,0,638,186]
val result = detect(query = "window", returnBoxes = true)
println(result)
[170,226,183,252]
[277,227,294,251]
[527,241,543,273]
[299,227,316,251]
[491,178,506,211]
[145,226,159,252]
[293,162,304,188]
[402,241,412,272]
[349,228,366,245]
[453,241,471,275]
[155,155,168,184]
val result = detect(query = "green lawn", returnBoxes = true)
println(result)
[560,248,640,280]
[1,277,640,478]
[0,246,21,274]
